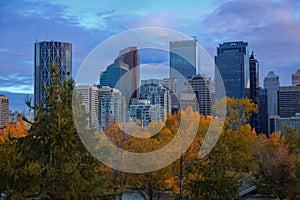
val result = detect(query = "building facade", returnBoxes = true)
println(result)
[34,41,72,106]
[292,69,300,86]
[99,60,131,106]
[215,41,249,99]
[249,51,260,132]
[263,71,280,134]
[270,114,300,134]
[258,88,269,136]
[98,87,127,130]
[170,39,198,94]
[144,85,172,122]
[183,74,212,116]
[0,95,9,128]
[278,86,300,117]
[75,85,99,129]
[129,100,156,128]
[118,47,140,101]
[140,79,162,99]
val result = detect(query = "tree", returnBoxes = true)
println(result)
[3,65,107,199]
[254,133,297,200]
[185,97,258,199]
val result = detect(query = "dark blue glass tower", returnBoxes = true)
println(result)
[215,41,249,99]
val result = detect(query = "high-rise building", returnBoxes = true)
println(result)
[0,95,9,128]
[8,110,22,123]
[144,85,172,122]
[179,91,198,112]
[292,69,300,86]
[263,71,280,134]
[99,60,130,106]
[183,74,212,116]
[162,78,178,112]
[278,86,300,117]
[215,41,249,99]
[34,41,72,106]
[98,87,126,130]
[258,88,268,136]
[170,39,198,93]
[75,85,99,129]
[140,79,162,99]
[118,47,140,101]
[249,51,260,132]
[129,100,156,128]
[264,71,280,116]
[270,114,300,134]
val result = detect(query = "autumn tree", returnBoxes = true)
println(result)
[185,97,258,199]
[254,133,297,199]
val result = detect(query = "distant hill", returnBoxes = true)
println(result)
[0,91,33,112]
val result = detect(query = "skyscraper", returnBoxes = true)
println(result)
[249,51,259,132]
[0,95,9,128]
[215,41,249,99]
[99,60,130,106]
[292,69,300,86]
[170,39,198,93]
[34,41,72,106]
[263,71,279,134]
[118,47,140,101]
[258,88,268,136]
[263,71,280,116]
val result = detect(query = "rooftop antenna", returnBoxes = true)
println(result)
[36,35,38,42]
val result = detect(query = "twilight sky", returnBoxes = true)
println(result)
[0,0,300,93]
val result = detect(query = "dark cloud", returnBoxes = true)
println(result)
[199,0,300,85]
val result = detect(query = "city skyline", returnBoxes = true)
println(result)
[1,0,300,94]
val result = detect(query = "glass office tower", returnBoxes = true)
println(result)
[34,41,72,106]
[215,41,249,99]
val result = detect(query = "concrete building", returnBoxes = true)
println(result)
[170,39,198,94]
[292,69,300,86]
[270,114,300,134]
[8,110,22,123]
[140,79,162,99]
[215,41,249,99]
[75,85,99,129]
[263,71,280,134]
[98,87,126,130]
[34,41,72,106]
[144,85,171,122]
[278,85,300,117]
[0,95,9,128]
[183,74,212,116]
[179,91,198,112]
[129,100,156,128]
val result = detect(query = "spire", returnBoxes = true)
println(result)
[250,50,255,59]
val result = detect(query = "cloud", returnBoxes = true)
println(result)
[198,0,300,85]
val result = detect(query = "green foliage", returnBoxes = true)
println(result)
[2,65,106,199]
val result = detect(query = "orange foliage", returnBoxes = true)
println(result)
[0,119,28,142]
